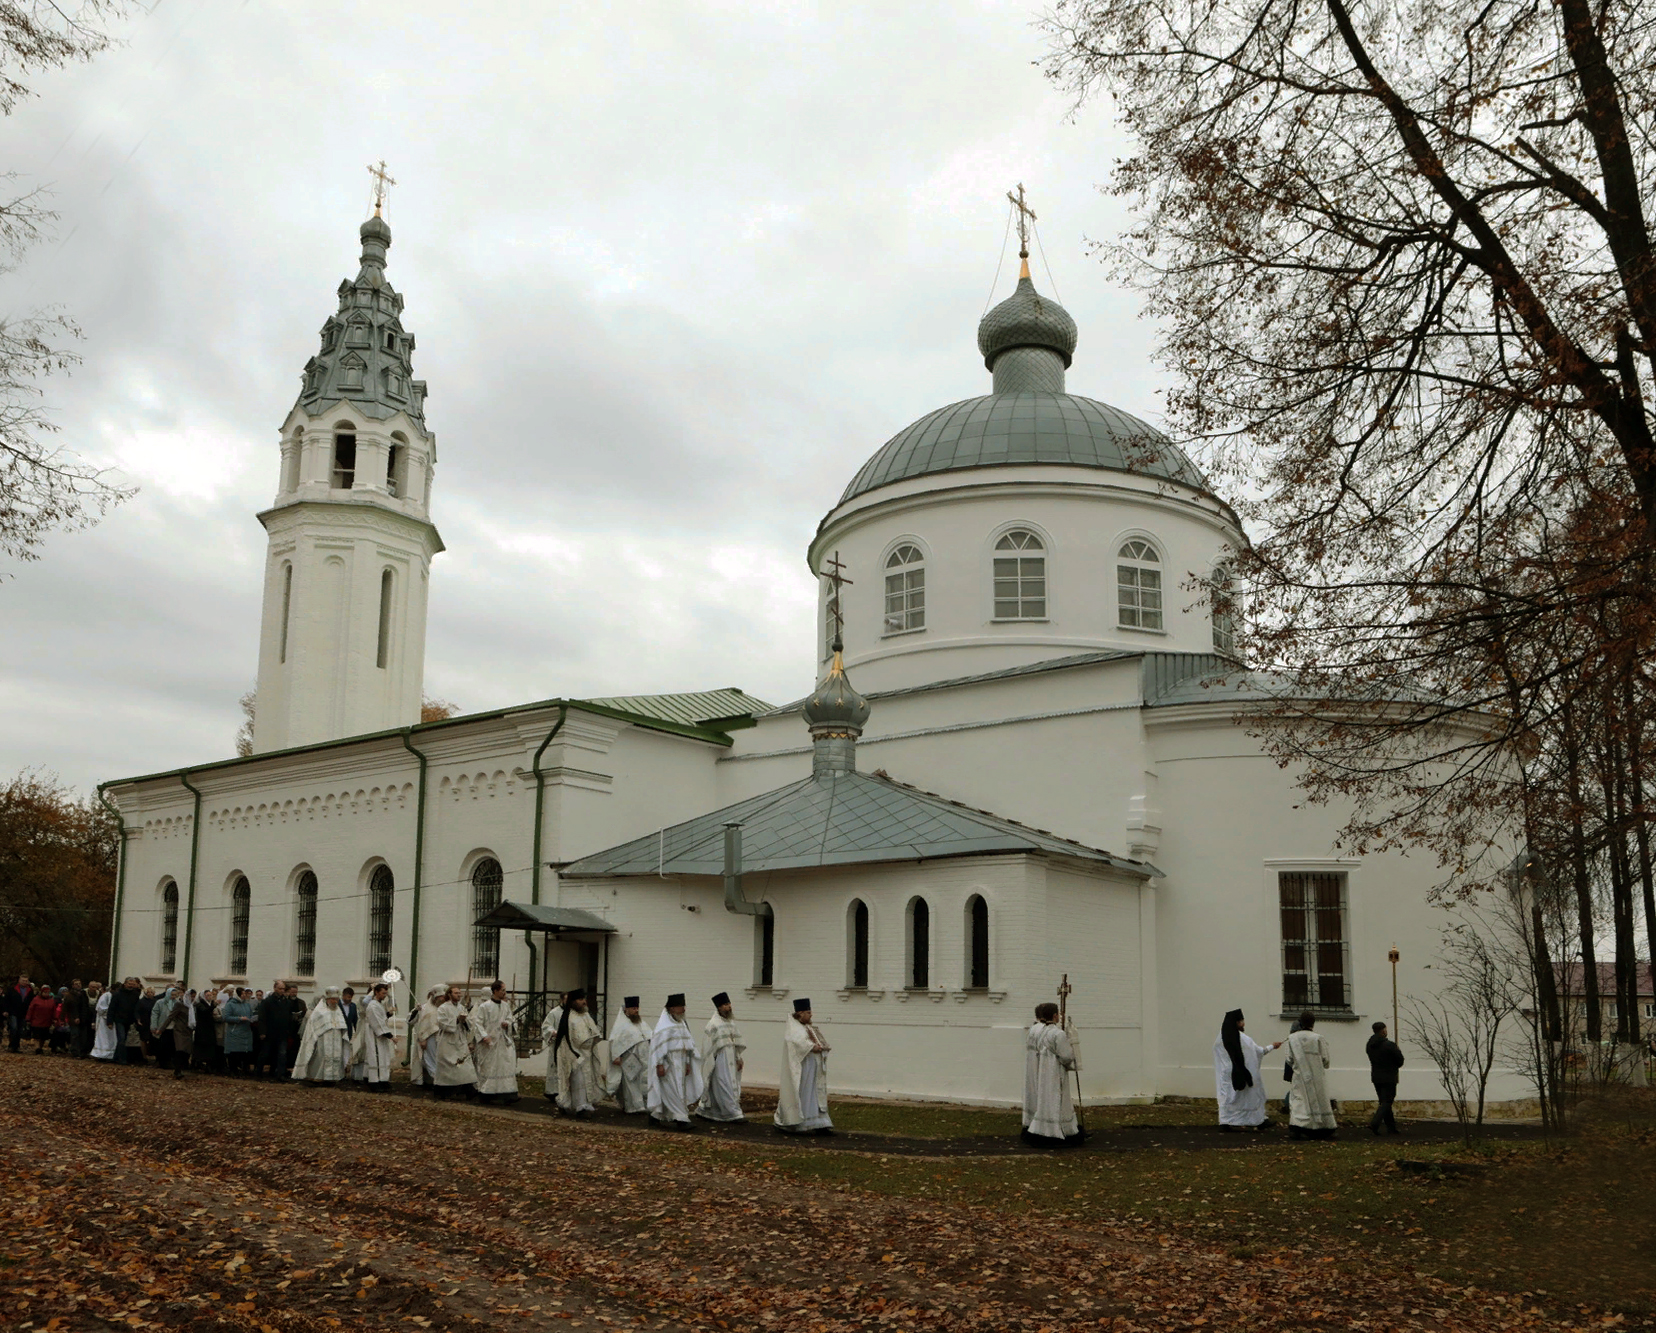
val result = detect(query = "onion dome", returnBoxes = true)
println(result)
[977,272,1078,374]
[802,640,870,776]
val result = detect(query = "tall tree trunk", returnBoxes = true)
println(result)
[1563,700,1603,1042]
[1630,696,1656,1042]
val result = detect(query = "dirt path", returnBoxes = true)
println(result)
[0,1058,1573,1331]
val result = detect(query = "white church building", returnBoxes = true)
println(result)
[103,211,1488,1107]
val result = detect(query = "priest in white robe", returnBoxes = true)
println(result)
[698,992,745,1122]
[775,998,833,1135]
[292,987,349,1085]
[433,985,479,1099]
[91,985,116,1061]
[606,996,651,1113]
[409,985,447,1089]
[472,980,520,1103]
[1022,1002,1082,1146]
[357,982,394,1091]
[553,988,604,1118]
[540,992,567,1103]
[647,993,703,1130]
[1214,1008,1280,1131]
[1285,1011,1337,1138]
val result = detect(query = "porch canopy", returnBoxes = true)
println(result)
[473,901,615,1041]
[474,901,617,935]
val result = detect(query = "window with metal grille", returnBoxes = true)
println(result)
[1279,871,1351,1013]
[884,545,925,634]
[368,865,394,975]
[161,882,179,974]
[1117,539,1163,630]
[847,899,868,988]
[966,894,989,988]
[908,897,930,989]
[295,871,318,977]
[993,530,1046,619]
[230,877,250,975]
[471,858,503,977]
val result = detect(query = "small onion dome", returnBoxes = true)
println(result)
[802,643,871,738]
[360,214,392,245]
[976,274,1077,371]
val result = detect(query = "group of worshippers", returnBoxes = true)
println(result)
[405,979,521,1102]
[1213,1008,1407,1138]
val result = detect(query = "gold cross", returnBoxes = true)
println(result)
[367,159,397,216]
[822,550,854,648]
[1007,182,1036,259]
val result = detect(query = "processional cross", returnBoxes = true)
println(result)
[1007,182,1036,261]
[822,550,853,650]
[367,159,397,217]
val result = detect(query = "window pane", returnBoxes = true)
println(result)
[994,600,1019,618]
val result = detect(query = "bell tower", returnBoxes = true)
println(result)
[250,200,443,753]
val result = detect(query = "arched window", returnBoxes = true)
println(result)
[907,897,930,990]
[884,544,926,634]
[294,871,318,977]
[281,431,302,492]
[847,899,869,989]
[230,876,251,975]
[375,568,394,669]
[332,431,357,489]
[993,529,1046,619]
[471,858,504,977]
[755,912,775,987]
[161,881,179,974]
[1117,539,1163,630]
[966,894,989,989]
[387,433,409,497]
[279,563,294,665]
[1211,563,1237,657]
[368,865,394,975]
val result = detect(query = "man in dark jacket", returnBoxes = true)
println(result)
[63,981,92,1057]
[108,978,141,1065]
[1366,1021,1405,1134]
[6,977,33,1053]
[259,983,294,1081]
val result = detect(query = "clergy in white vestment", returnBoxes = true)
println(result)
[1285,1012,1337,1138]
[1214,1008,1281,1131]
[775,998,833,1135]
[433,986,479,1098]
[472,980,521,1102]
[1022,1002,1082,1146]
[646,993,704,1130]
[357,983,395,1091]
[553,988,604,1117]
[698,992,746,1122]
[409,985,447,1088]
[540,993,567,1103]
[91,986,116,1061]
[292,987,350,1084]
[606,997,651,1113]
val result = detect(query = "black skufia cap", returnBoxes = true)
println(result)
[623,996,639,1008]
[792,997,811,1012]
[566,988,586,1002]
[711,991,731,1007]
[666,993,686,1008]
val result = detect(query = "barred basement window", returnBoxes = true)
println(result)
[847,899,869,989]
[907,896,930,989]
[884,545,925,634]
[993,529,1046,619]
[1279,871,1351,1013]
[368,865,394,975]
[295,871,318,977]
[1117,539,1163,630]
[230,876,251,975]
[966,894,989,989]
[471,858,504,977]
[161,881,179,974]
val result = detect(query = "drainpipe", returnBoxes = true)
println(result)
[178,771,203,984]
[530,705,568,906]
[400,729,429,1007]
[722,823,772,920]
[95,783,128,984]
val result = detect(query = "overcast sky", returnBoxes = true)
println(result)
[1,0,1160,795]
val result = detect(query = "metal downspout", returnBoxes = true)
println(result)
[722,824,773,919]
[95,784,128,983]
[530,704,569,906]
[178,771,203,983]
[400,730,429,1007]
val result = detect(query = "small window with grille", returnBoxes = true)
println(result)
[993,529,1046,619]
[471,858,504,977]
[847,899,869,989]
[161,881,179,974]
[1279,871,1351,1013]
[368,865,394,975]
[1118,539,1163,630]
[295,871,318,977]
[230,876,251,975]
[884,545,925,634]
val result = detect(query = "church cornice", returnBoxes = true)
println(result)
[257,497,445,556]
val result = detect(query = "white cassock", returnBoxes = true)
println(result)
[1023,1019,1079,1140]
[292,1001,349,1082]
[1214,1031,1270,1126]
[541,1005,565,1090]
[91,991,116,1060]
[434,1000,479,1087]
[646,1010,704,1124]
[409,1001,441,1086]
[359,997,394,1083]
[1286,1028,1336,1130]
[699,1012,746,1121]
[775,1017,832,1133]
[472,997,519,1097]
[606,1012,652,1112]
[555,1009,604,1112]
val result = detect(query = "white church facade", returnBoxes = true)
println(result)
[103,212,1500,1108]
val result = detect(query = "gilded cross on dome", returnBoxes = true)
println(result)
[1006,182,1036,261]
[822,550,853,648]
[367,159,397,217]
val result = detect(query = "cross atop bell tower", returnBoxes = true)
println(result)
[367,159,396,216]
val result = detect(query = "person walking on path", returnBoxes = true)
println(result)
[1366,1021,1405,1135]
[7,977,34,1053]
[160,988,195,1078]
[221,988,255,1074]
[1285,1011,1337,1140]
[25,987,58,1054]
[63,981,91,1058]
[258,983,295,1081]
[109,979,140,1065]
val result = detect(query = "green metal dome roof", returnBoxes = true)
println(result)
[839,391,1210,506]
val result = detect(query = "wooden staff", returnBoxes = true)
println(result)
[1057,973,1087,1137]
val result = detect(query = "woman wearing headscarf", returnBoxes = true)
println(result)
[1213,1009,1280,1131]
